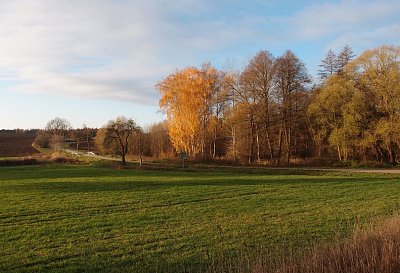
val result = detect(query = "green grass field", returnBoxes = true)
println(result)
[1,165,400,272]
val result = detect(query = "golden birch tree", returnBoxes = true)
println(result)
[157,65,219,158]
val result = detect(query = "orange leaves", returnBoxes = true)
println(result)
[157,65,219,156]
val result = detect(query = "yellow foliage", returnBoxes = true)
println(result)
[157,65,219,157]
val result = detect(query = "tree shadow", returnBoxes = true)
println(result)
[5,174,396,194]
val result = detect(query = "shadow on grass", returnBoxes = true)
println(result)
[5,175,396,194]
[2,163,396,182]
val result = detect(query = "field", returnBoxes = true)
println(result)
[0,132,39,157]
[1,165,400,272]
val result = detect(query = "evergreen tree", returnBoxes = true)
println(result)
[336,45,355,73]
[318,49,338,81]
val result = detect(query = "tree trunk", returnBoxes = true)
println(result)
[375,144,384,163]
[213,126,217,158]
[387,143,396,164]
[317,137,322,158]
[121,152,126,165]
[285,126,291,166]
[248,123,254,165]
[343,147,348,161]
[276,122,284,166]
[337,146,342,162]
[265,128,274,160]
[232,127,236,163]
[264,101,274,160]
[256,125,260,162]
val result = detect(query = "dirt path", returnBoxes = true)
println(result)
[65,149,400,174]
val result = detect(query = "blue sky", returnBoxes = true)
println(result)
[1,0,399,129]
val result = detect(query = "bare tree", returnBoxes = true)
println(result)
[97,117,140,165]
[275,50,310,165]
[45,117,72,151]
[242,50,276,160]
[148,122,171,157]
[225,68,259,164]
[46,117,72,134]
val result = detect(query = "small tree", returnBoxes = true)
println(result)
[97,117,140,165]
[34,130,50,148]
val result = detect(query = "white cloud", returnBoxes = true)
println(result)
[0,0,398,106]
[0,0,213,104]
[283,0,400,49]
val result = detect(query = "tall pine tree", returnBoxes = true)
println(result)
[318,49,338,81]
[336,45,355,73]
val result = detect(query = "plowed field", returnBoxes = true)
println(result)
[0,132,40,157]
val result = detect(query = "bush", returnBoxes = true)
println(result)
[34,132,50,148]
[0,157,40,166]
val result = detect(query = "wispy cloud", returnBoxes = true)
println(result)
[281,0,400,50]
[0,0,398,106]
[0,0,207,104]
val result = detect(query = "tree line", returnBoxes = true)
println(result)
[310,45,400,164]
[157,45,400,165]
[34,117,173,165]
[34,45,400,166]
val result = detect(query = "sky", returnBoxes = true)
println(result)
[1,0,399,129]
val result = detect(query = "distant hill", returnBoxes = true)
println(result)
[0,131,40,157]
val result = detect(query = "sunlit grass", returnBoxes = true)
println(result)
[1,165,400,272]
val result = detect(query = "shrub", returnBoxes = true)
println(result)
[34,131,50,148]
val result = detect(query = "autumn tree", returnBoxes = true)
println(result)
[96,117,140,165]
[222,70,241,162]
[274,50,310,165]
[352,45,400,163]
[309,45,400,164]
[309,75,369,161]
[242,50,276,160]
[224,68,259,164]
[155,45,399,166]
[222,50,311,165]
[157,64,220,158]
[209,68,227,158]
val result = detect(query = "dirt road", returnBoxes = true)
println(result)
[65,149,400,174]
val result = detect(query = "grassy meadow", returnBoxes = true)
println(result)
[1,165,400,272]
